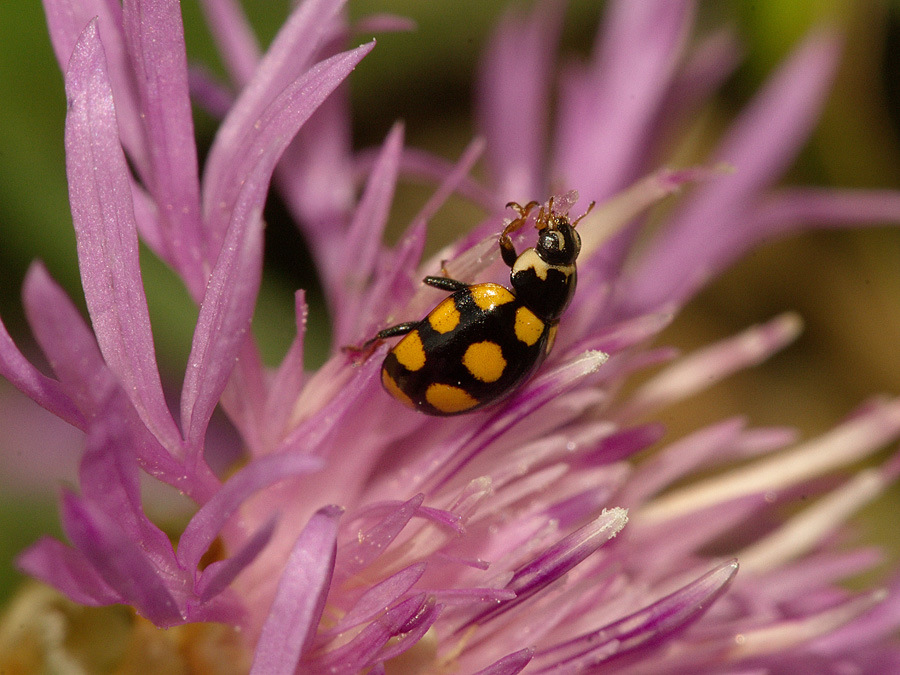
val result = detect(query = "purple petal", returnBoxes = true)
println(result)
[555,0,694,199]
[64,20,182,453]
[466,508,628,627]
[180,183,264,455]
[620,31,841,313]
[616,313,803,421]
[204,42,374,261]
[430,351,609,491]
[262,291,308,448]
[619,417,748,505]
[250,505,342,675]
[323,563,427,639]
[22,267,203,493]
[311,594,435,673]
[749,187,900,238]
[196,515,278,603]
[375,600,441,663]
[0,313,85,430]
[335,494,426,583]
[202,0,362,251]
[177,452,322,571]
[42,0,148,171]
[197,0,260,87]
[533,560,738,670]
[17,536,120,606]
[472,649,534,675]
[22,263,116,417]
[78,410,180,562]
[60,491,182,626]
[122,0,204,296]
[334,123,404,344]
[477,0,564,198]
[639,398,900,525]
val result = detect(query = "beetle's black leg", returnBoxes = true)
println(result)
[374,322,420,340]
[343,320,420,361]
[423,276,469,293]
[500,200,539,268]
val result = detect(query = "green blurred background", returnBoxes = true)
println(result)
[1,0,899,603]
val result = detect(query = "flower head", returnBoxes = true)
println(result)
[2,0,900,672]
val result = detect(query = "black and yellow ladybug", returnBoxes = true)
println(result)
[366,197,593,415]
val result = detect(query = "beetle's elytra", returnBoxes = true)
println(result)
[361,196,593,415]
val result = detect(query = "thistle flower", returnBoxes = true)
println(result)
[2,0,900,673]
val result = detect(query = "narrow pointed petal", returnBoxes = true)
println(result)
[312,594,437,673]
[334,123,404,343]
[478,0,564,198]
[60,492,182,626]
[122,0,204,294]
[739,456,900,573]
[0,315,85,430]
[639,398,900,524]
[22,263,117,416]
[64,20,181,452]
[203,43,373,259]
[750,187,900,237]
[621,31,841,313]
[616,313,803,421]
[42,0,148,170]
[177,452,322,572]
[262,291,308,447]
[196,515,278,603]
[323,563,426,638]
[467,508,628,627]
[250,505,341,675]
[534,560,738,670]
[17,537,120,606]
[335,494,426,583]
[202,0,359,247]
[180,190,264,455]
[197,0,260,87]
[472,649,534,675]
[556,0,694,198]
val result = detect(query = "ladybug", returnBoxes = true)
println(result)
[363,196,593,415]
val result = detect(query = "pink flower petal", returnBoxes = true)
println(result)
[177,451,323,572]
[0,314,85,430]
[64,20,182,453]
[122,0,205,296]
[472,649,534,675]
[196,515,278,603]
[60,491,182,626]
[43,0,148,171]
[250,505,342,674]
[478,0,565,198]
[17,536,120,606]
[620,31,842,313]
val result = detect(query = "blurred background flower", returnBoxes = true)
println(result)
[1,0,899,672]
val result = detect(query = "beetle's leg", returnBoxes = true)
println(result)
[423,276,469,293]
[571,200,596,227]
[500,200,539,268]
[374,322,420,340]
[343,321,420,361]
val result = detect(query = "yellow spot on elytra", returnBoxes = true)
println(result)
[426,383,479,414]
[382,370,415,409]
[428,299,461,334]
[462,341,506,383]
[393,330,426,371]
[515,306,545,346]
[470,284,514,311]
